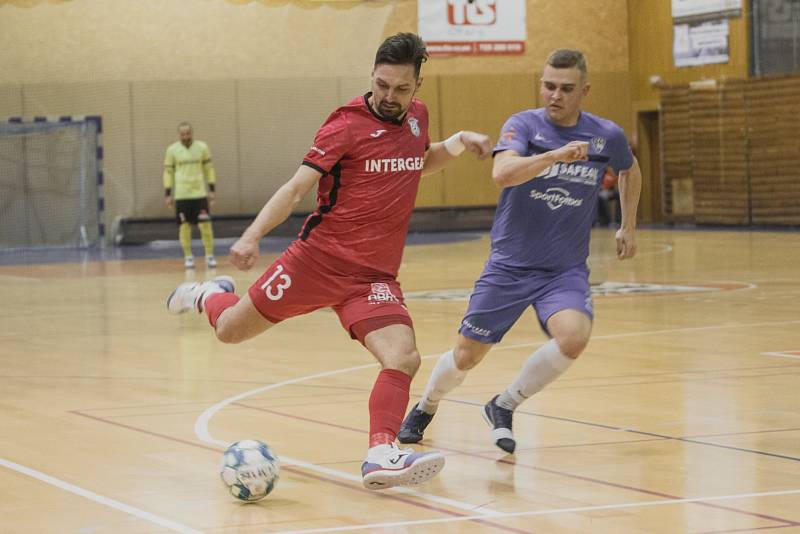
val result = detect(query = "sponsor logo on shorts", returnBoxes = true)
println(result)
[310,146,326,156]
[461,319,492,337]
[368,282,400,304]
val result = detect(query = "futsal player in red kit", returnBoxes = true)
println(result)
[167,33,491,490]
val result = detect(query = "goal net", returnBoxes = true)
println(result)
[0,117,103,249]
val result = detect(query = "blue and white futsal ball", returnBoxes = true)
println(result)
[220,440,280,502]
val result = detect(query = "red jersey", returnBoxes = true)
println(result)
[298,93,430,277]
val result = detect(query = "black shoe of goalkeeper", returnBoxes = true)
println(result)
[397,403,435,444]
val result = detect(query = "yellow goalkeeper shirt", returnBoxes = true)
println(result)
[163,140,217,200]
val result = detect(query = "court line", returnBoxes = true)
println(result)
[495,319,800,352]
[0,457,205,534]
[270,487,800,534]
[236,401,798,526]
[693,524,798,534]
[762,352,800,361]
[72,411,529,534]
[193,361,502,518]
[195,318,800,524]
[445,397,800,463]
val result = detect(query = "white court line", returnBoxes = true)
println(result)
[495,319,800,352]
[195,361,501,516]
[196,318,800,519]
[271,487,800,534]
[762,351,800,361]
[0,457,205,534]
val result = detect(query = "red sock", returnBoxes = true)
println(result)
[204,292,239,328]
[368,369,412,447]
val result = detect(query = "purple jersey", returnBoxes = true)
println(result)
[490,108,633,269]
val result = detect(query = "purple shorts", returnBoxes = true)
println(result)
[459,262,593,344]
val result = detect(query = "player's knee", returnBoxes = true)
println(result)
[385,349,421,377]
[453,346,483,370]
[554,332,589,359]
[214,321,243,344]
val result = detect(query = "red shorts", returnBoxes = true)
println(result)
[248,243,412,339]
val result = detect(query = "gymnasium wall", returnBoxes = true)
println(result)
[660,75,800,226]
[627,0,750,109]
[0,0,632,232]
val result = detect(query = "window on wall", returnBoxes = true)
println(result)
[751,0,800,76]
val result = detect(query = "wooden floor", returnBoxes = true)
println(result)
[1,228,799,534]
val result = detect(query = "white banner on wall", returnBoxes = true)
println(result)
[418,0,527,56]
[673,18,730,67]
[672,0,742,22]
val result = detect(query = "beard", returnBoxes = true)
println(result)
[376,100,404,120]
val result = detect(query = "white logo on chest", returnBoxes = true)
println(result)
[408,117,420,137]
[364,157,424,172]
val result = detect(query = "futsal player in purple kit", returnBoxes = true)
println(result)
[398,49,642,453]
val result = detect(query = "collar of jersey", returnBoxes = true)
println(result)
[363,93,405,126]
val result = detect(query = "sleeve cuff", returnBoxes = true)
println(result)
[302,160,328,175]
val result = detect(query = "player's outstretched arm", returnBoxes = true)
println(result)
[422,130,491,176]
[615,157,642,260]
[492,141,588,188]
[229,165,322,271]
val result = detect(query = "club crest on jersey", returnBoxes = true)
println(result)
[590,136,606,152]
[408,117,420,137]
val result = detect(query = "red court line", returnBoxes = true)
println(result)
[685,428,800,439]
[691,524,800,534]
[235,403,800,528]
[69,410,531,534]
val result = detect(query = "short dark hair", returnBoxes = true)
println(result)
[546,49,588,75]
[374,33,429,78]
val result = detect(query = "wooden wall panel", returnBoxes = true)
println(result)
[689,81,749,224]
[660,86,692,219]
[746,76,800,225]
[414,76,445,208]
[628,0,750,107]
[660,75,800,226]
[437,73,538,207]
[236,78,341,215]
[583,72,633,136]
[388,0,630,77]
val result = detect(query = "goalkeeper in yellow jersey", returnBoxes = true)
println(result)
[163,122,218,269]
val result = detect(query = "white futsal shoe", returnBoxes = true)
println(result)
[166,276,235,314]
[361,443,445,490]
